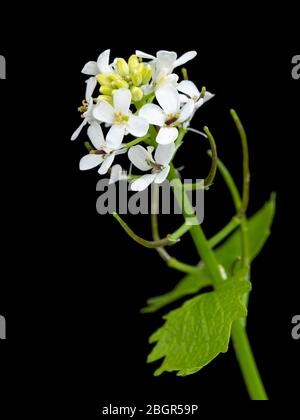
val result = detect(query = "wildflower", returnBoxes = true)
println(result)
[128,143,175,191]
[136,50,197,89]
[139,85,194,144]
[92,88,149,148]
[79,122,125,175]
[177,80,214,110]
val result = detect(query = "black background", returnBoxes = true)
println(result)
[1,14,299,414]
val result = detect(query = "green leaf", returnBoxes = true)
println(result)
[141,266,211,314]
[215,193,276,271]
[142,194,275,313]
[148,279,251,376]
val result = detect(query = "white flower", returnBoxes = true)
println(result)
[71,98,96,141]
[81,49,113,101]
[136,50,197,89]
[79,122,125,175]
[139,85,194,145]
[128,143,175,191]
[92,88,149,148]
[177,80,214,110]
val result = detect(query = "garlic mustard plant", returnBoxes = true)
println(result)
[71,49,275,400]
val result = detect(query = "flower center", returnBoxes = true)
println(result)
[114,112,129,125]
[146,159,164,172]
[91,146,112,157]
[165,113,180,126]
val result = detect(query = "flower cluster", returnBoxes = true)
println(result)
[72,49,214,191]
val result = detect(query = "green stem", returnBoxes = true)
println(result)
[230,109,250,217]
[208,216,241,248]
[113,212,177,248]
[175,127,188,147]
[124,134,151,149]
[231,322,268,400]
[168,163,268,400]
[167,258,201,275]
[169,222,192,242]
[209,150,241,210]
[151,184,170,262]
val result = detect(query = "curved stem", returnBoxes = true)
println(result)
[167,258,202,275]
[183,126,218,190]
[113,212,177,248]
[230,109,250,217]
[208,216,241,248]
[209,150,242,210]
[151,184,171,261]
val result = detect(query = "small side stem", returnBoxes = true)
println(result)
[208,216,241,248]
[167,258,202,275]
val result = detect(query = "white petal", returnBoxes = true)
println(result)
[174,51,197,68]
[127,115,149,137]
[113,88,131,115]
[85,77,97,101]
[128,145,153,171]
[156,51,177,67]
[81,61,98,75]
[179,94,189,103]
[142,83,154,95]
[106,125,125,149]
[71,119,87,141]
[154,165,170,184]
[98,153,115,175]
[97,49,111,74]
[154,143,175,165]
[156,127,178,145]
[84,98,94,117]
[93,100,114,123]
[131,174,156,191]
[161,73,179,88]
[156,85,180,115]
[79,154,104,170]
[177,80,200,100]
[139,104,165,126]
[87,122,105,149]
[135,50,155,60]
[178,100,195,123]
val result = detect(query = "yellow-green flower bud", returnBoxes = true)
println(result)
[108,73,122,82]
[130,86,144,102]
[128,54,139,72]
[96,74,112,86]
[141,64,152,84]
[100,85,113,95]
[130,69,143,87]
[115,58,129,77]
[97,95,113,105]
[111,79,129,89]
